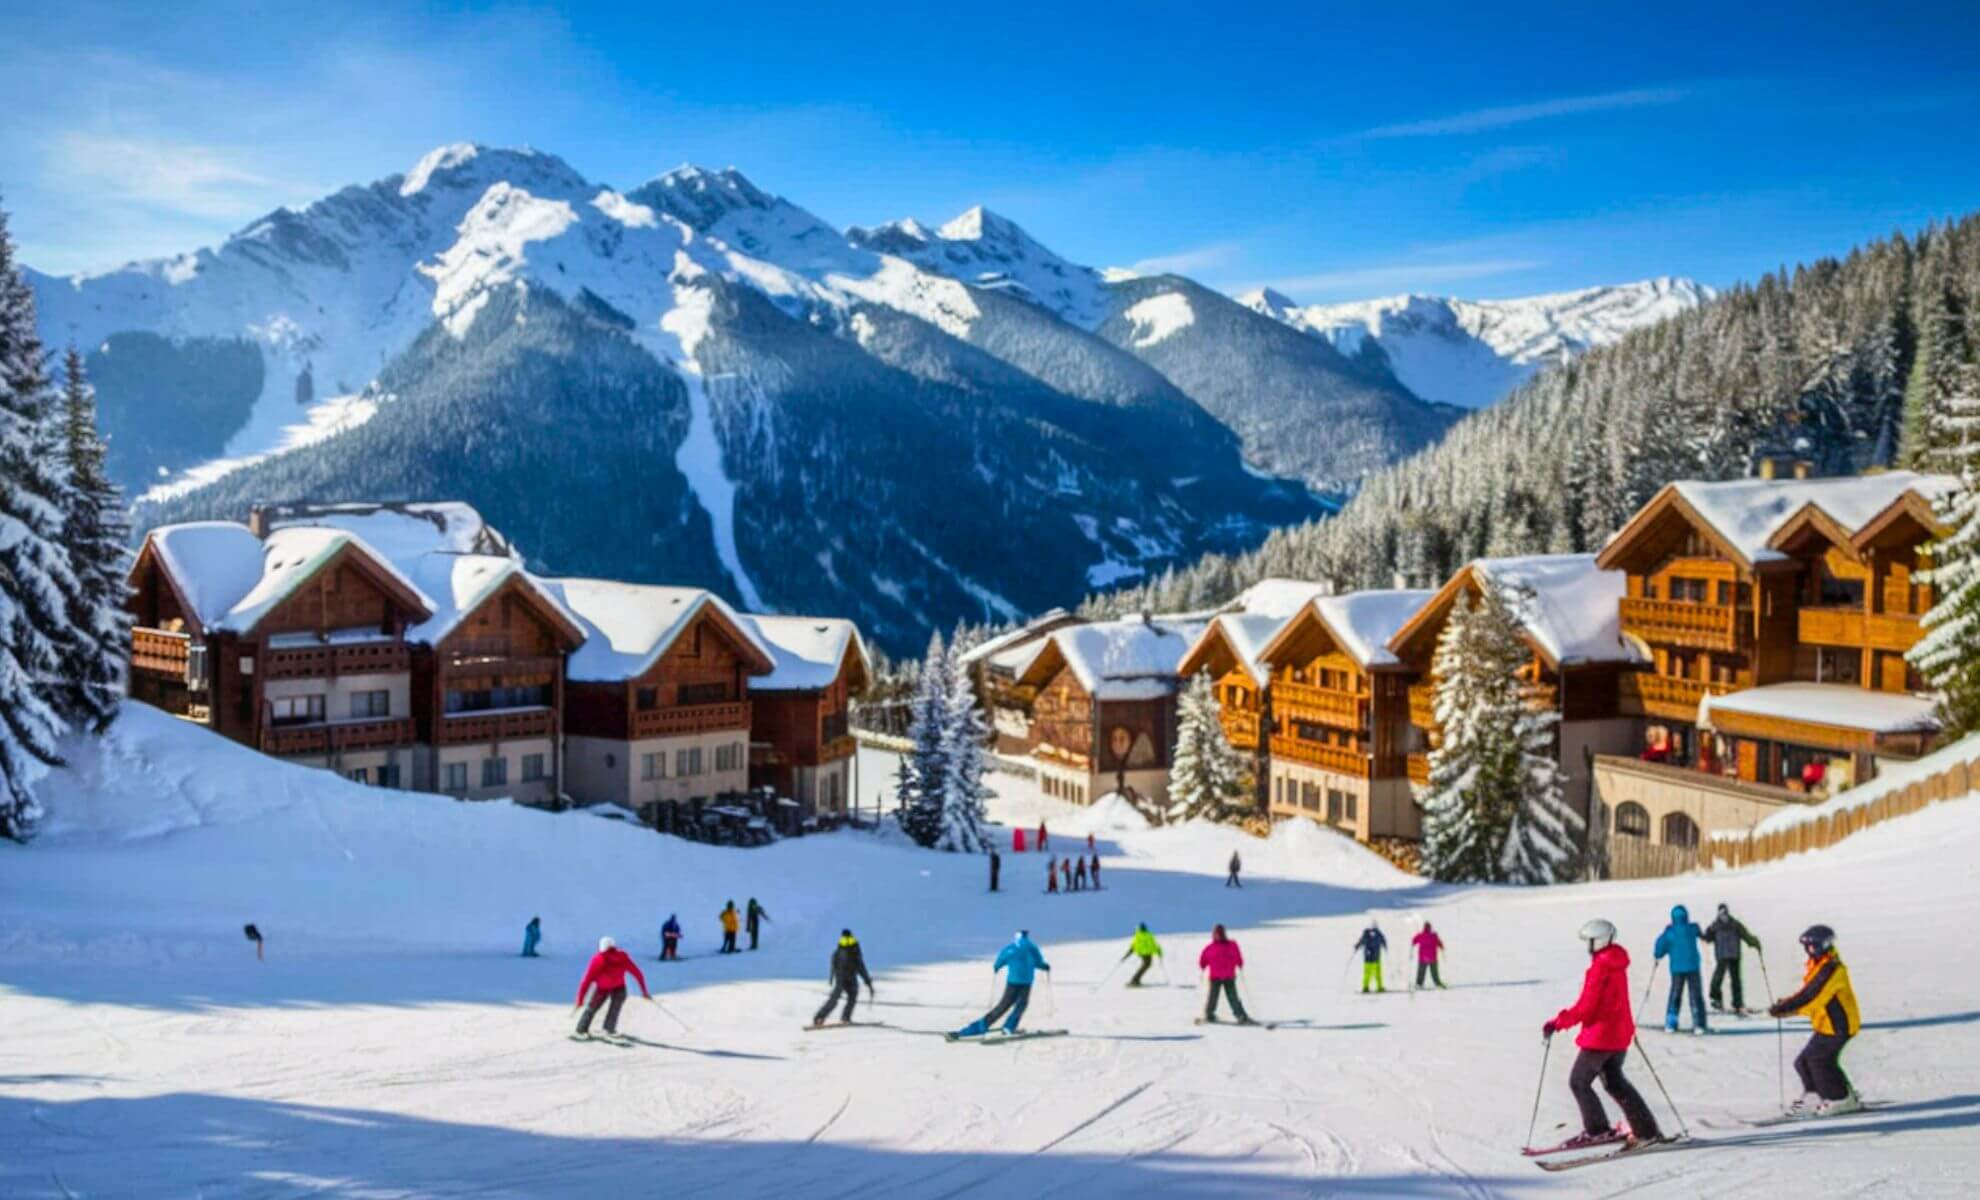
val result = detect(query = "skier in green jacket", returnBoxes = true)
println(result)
[1122,922,1163,986]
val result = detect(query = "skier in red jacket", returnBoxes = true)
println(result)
[1542,919,1663,1150]
[573,936,651,1040]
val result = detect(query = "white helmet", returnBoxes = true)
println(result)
[599,936,616,952]
[1578,919,1616,953]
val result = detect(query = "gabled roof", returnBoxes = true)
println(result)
[1225,577,1332,620]
[138,521,434,636]
[1389,554,1639,671]
[540,578,774,683]
[1179,612,1291,687]
[957,608,1078,667]
[1017,615,1207,701]
[1258,589,1434,672]
[403,555,587,650]
[1851,486,1955,554]
[742,614,870,693]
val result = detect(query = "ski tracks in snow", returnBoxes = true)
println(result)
[1034,1079,1155,1153]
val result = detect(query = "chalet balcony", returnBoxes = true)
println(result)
[1273,681,1363,729]
[1798,608,1922,654]
[1617,672,1736,722]
[1618,597,1750,654]
[131,627,191,679]
[261,716,415,756]
[630,699,751,740]
[441,653,562,688]
[1407,752,1431,786]
[263,640,411,681]
[1034,742,1092,770]
[1269,733,1370,777]
[437,707,556,745]
[1220,709,1262,749]
[1407,683,1436,731]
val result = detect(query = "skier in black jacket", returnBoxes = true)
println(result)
[746,898,770,951]
[1703,903,1762,1013]
[814,930,875,1026]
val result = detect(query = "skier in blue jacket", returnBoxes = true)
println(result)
[1653,905,1709,1033]
[954,931,1052,1037]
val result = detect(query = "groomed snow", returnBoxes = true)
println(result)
[1699,682,1942,735]
[6,707,1980,1195]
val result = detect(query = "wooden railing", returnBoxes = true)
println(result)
[1797,608,1923,654]
[441,653,561,686]
[1034,742,1092,770]
[1705,754,1973,870]
[1407,683,1436,731]
[1406,752,1430,786]
[1618,672,1736,721]
[438,707,555,745]
[263,641,410,681]
[1619,597,1749,653]
[131,627,191,677]
[631,699,751,739]
[261,716,415,756]
[1220,709,1262,749]
[1273,681,1363,728]
[1269,734,1370,777]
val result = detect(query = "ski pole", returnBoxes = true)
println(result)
[1525,1034,1554,1151]
[1157,957,1173,986]
[1635,959,1662,1025]
[648,995,692,1034]
[1757,950,1783,1108]
[1093,956,1127,992]
[1630,1033,1691,1138]
[1040,970,1057,1018]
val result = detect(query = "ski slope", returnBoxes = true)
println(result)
[3,705,1977,1197]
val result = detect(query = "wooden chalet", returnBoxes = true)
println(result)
[742,615,870,819]
[1013,614,1207,808]
[1174,580,1331,810]
[127,520,434,785]
[958,609,1084,754]
[1252,590,1432,841]
[543,579,775,826]
[1386,554,1641,827]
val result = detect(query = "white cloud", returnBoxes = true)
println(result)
[48,133,319,221]
[1127,241,1241,277]
[1347,87,1685,140]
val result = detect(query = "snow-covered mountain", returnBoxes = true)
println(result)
[1240,277,1713,410]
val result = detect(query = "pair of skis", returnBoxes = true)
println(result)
[1192,1017,1280,1029]
[1522,1131,1691,1171]
[943,1028,1068,1044]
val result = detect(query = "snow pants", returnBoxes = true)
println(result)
[522,931,539,957]
[971,983,1032,1034]
[1709,958,1745,1010]
[1568,1048,1661,1139]
[1666,969,1707,1029]
[1129,955,1155,986]
[1794,1031,1854,1101]
[1225,869,1241,888]
[1361,962,1385,993]
[1414,960,1443,988]
[661,936,679,960]
[721,931,738,953]
[1204,978,1249,1022]
[577,986,627,1035]
[816,980,861,1024]
[748,924,760,950]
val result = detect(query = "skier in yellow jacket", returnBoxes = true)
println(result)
[719,901,741,954]
[1768,924,1862,1117]
[1121,923,1163,986]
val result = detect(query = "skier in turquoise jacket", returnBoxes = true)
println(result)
[1653,904,1709,1033]
[954,931,1051,1037]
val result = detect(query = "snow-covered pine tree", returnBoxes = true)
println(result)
[1163,670,1251,825]
[0,204,87,840]
[894,632,951,848]
[1909,363,1980,738]
[935,638,991,852]
[57,347,130,731]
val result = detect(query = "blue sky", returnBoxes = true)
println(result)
[3,1,1977,301]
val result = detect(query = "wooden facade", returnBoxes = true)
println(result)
[1016,636,1183,808]
[1176,618,1272,810]
[748,635,869,815]
[563,608,766,743]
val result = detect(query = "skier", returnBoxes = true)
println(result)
[1086,832,1096,854]
[660,913,682,960]
[746,898,770,951]
[813,928,875,1026]
[1198,924,1253,1024]
[1122,922,1163,986]
[1355,920,1388,993]
[573,936,651,1040]
[1542,918,1664,1151]
[1768,924,1862,1116]
[1073,856,1088,891]
[1411,922,1446,989]
[1653,905,1708,1033]
[989,849,1001,893]
[1037,820,1048,851]
[522,916,541,958]
[1060,857,1073,892]
[1089,852,1102,890]
[243,923,264,961]
[953,930,1051,1038]
[719,901,740,954]
[1703,903,1762,1013]
[1013,827,1026,853]
[1225,850,1242,888]
[1046,854,1060,893]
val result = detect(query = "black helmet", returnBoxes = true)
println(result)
[1800,924,1836,955]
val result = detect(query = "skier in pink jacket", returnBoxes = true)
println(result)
[1197,924,1254,1024]
[1411,923,1447,990]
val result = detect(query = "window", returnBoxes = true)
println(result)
[347,767,370,784]
[1301,781,1320,812]
[676,747,703,776]
[642,752,666,781]
[636,687,659,711]
[481,757,508,787]
[716,742,743,772]
[522,753,547,782]
[1615,802,1651,839]
[270,694,326,726]
[679,681,728,705]
[1345,793,1358,822]
[351,690,390,719]
[447,684,551,713]
[1815,646,1861,685]
[1668,577,1707,603]
[1816,574,1864,608]
[1327,789,1345,822]
[376,764,402,789]
[1661,812,1700,849]
[444,762,468,791]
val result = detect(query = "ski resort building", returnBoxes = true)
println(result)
[1013,614,1208,808]
[543,580,775,825]
[958,609,1084,754]
[1588,471,1956,860]
[1252,589,1434,841]
[1386,554,1642,828]
[741,615,870,818]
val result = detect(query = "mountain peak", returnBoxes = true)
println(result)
[937,205,1031,247]
[397,143,588,200]
[630,165,781,233]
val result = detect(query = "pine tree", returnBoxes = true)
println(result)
[1910,363,1980,738]
[57,347,130,731]
[935,637,992,852]
[1162,670,1252,825]
[894,632,951,848]
[0,203,87,840]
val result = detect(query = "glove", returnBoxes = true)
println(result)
[1542,1021,1557,1038]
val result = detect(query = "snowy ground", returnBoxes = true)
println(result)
[3,707,1977,1197]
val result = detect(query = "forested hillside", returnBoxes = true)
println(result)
[1089,215,1979,614]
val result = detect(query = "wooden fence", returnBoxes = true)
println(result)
[1604,835,1702,880]
[1704,755,1973,869]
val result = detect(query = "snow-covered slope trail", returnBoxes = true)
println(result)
[3,706,1977,1197]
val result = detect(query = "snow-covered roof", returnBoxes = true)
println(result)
[267,501,510,561]
[1184,612,1292,686]
[1665,472,1957,566]
[540,578,772,683]
[143,521,434,635]
[399,554,583,648]
[1228,577,1331,620]
[1470,554,1639,667]
[1309,590,1435,669]
[1699,683,1941,735]
[742,614,867,692]
[1035,615,1208,701]
[957,608,1073,667]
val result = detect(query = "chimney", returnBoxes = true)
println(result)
[1792,459,1813,480]
[1757,457,1776,481]
[247,504,271,539]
